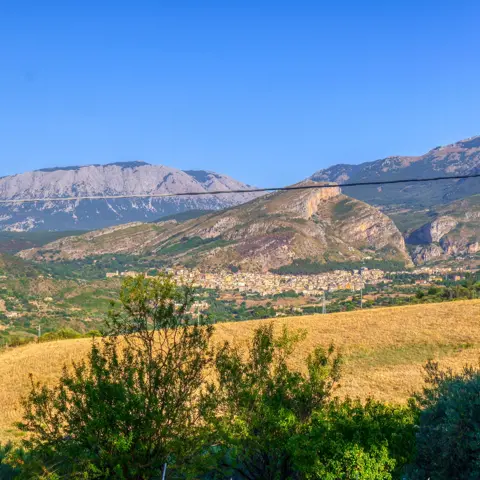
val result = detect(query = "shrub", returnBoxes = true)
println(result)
[0,443,21,479]
[6,336,35,348]
[85,329,102,337]
[206,324,416,479]
[408,361,480,480]
[294,399,417,479]
[15,274,215,479]
[206,323,343,479]
[38,328,82,342]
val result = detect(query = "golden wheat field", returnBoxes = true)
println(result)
[1,300,480,442]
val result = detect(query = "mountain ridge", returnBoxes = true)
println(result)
[311,135,480,209]
[18,180,413,272]
[0,162,261,232]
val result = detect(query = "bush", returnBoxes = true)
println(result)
[15,274,215,479]
[38,328,82,342]
[0,443,21,479]
[6,336,35,348]
[408,361,480,480]
[85,329,102,337]
[206,324,416,479]
[294,399,417,479]
[206,324,343,479]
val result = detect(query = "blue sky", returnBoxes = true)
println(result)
[1,0,479,186]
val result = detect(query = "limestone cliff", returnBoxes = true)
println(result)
[407,195,480,264]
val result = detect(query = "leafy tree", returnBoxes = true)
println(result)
[407,361,480,480]
[293,399,417,479]
[205,323,342,479]
[13,274,215,479]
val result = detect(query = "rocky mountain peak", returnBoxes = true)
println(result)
[310,135,480,209]
[0,162,261,232]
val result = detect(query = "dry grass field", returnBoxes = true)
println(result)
[1,300,480,442]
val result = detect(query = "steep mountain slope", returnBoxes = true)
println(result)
[19,182,412,272]
[404,195,480,264]
[0,162,260,232]
[311,136,480,209]
[0,231,86,255]
[0,253,42,278]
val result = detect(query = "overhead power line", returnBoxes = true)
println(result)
[0,172,479,205]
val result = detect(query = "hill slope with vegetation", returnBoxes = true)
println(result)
[1,299,479,442]
[18,182,412,272]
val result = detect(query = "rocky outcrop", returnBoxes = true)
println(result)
[19,182,413,272]
[407,216,458,244]
[406,194,480,264]
[0,162,262,232]
[411,244,445,264]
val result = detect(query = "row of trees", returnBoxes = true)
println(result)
[1,274,479,479]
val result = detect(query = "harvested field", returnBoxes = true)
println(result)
[1,300,480,442]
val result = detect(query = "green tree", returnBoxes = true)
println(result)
[407,361,480,480]
[205,323,342,479]
[14,274,215,479]
[293,399,417,479]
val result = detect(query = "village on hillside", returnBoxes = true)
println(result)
[106,265,466,297]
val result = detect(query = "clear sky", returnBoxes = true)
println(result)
[1,0,479,187]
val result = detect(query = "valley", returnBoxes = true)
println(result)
[3,5,480,476]
[2,141,480,477]
[0,246,476,346]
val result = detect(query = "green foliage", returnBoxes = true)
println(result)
[203,292,277,323]
[39,254,167,280]
[38,328,82,343]
[333,198,355,218]
[0,254,41,279]
[14,274,215,479]
[408,361,480,480]
[206,323,343,479]
[272,290,299,299]
[294,399,417,479]
[3,336,36,348]
[0,443,22,479]
[85,329,102,337]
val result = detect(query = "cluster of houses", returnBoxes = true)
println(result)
[106,267,386,296]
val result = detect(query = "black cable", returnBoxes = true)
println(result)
[0,172,479,204]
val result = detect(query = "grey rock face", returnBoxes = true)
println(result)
[310,136,480,208]
[0,162,261,231]
[411,244,446,264]
[407,216,458,245]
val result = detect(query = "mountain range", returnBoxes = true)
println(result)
[19,181,412,272]
[7,135,480,269]
[0,162,260,231]
[311,136,480,210]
